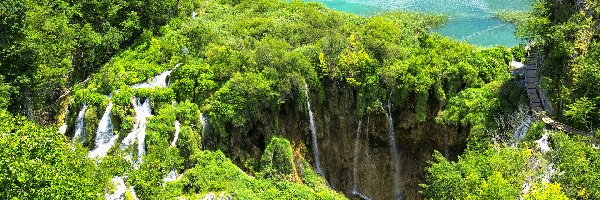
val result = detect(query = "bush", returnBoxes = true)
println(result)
[260,137,296,180]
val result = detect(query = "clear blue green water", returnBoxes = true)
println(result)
[312,0,532,47]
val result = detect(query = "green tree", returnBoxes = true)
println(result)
[0,110,102,199]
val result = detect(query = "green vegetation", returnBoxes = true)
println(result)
[422,0,600,198]
[1,0,599,199]
[518,0,600,131]
[0,110,103,198]
[552,132,600,199]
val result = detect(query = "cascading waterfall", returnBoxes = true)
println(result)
[106,176,138,200]
[58,108,68,134]
[200,113,209,149]
[351,120,372,200]
[89,102,118,159]
[384,97,403,200]
[513,115,534,146]
[305,83,323,176]
[171,120,181,147]
[521,130,555,196]
[120,97,152,166]
[120,70,172,165]
[72,103,87,145]
[58,123,68,135]
[536,132,550,153]
[536,131,555,183]
[165,120,181,182]
[164,169,179,183]
[131,70,172,89]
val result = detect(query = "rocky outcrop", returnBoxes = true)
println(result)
[225,80,468,199]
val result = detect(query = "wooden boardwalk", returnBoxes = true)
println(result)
[524,51,589,135]
[525,52,548,112]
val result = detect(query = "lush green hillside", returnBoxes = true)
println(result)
[1,0,598,199]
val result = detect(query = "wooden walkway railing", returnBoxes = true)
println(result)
[524,51,589,135]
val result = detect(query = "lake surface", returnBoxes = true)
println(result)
[312,0,532,47]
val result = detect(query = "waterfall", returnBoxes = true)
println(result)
[131,70,172,89]
[72,103,87,145]
[106,176,138,200]
[521,131,555,196]
[170,120,181,147]
[384,97,403,200]
[120,97,152,166]
[305,83,323,176]
[536,132,550,153]
[58,122,68,135]
[164,169,179,182]
[513,115,534,146]
[365,116,370,160]
[120,69,173,164]
[444,131,449,158]
[537,131,555,183]
[58,108,68,134]
[352,120,362,190]
[171,120,181,147]
[89,102,118,159]
[352,120,372,200]
[200,113,208,149]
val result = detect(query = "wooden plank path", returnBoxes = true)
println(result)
[525,52,545,112]
[524,51,589,135]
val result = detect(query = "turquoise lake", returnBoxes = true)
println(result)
[311,0,533,47]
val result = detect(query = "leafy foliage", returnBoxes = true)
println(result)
[421,147,532,199]
[260,137,296,180]
[0,110,103,199]
[552,132,600,199]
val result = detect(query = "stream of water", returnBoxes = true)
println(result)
[385,97,403,200]
[305,83,324,176]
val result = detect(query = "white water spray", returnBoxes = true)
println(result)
[200,113,208,148]
[121,98,152,166]
[352,120,372,200]
[536,132,550,153]
[106,176,138,200]
[384,97,403,200]
[131,70,172,89]
[511,115,534,147]
[305,83,323,176]
[58,122,68,135]
[352,120,362,190]
[89,102,119,159]
[164,169,179,183]
[171,120,181,147]
[72,104,87,145]
[58,108,68,134]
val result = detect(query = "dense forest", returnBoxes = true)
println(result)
[0,0,598,199]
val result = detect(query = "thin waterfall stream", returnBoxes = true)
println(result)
[305,83,324,176]
[72,103,87,146]
[171,120,181,147]
[352,120,372,200]
[120,97,152,166]
[385,97,403,200]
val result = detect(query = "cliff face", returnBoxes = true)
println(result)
[224,80,468,199]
